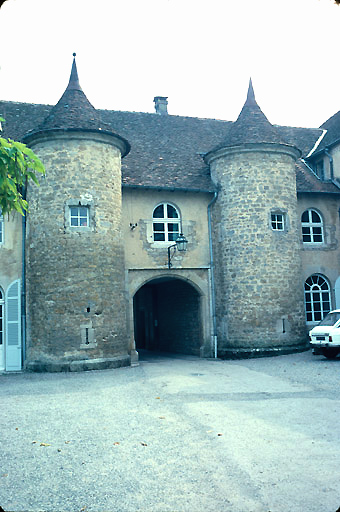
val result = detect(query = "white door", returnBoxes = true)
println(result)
[5,279,22,371]
[0,290,4,371]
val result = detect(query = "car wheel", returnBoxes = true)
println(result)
[321,348,340,359]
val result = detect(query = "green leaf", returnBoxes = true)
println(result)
[0,133,45,214]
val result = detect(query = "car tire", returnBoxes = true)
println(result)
[321,348,340,359]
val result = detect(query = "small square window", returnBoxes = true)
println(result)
[70,206,89,227]
[271,213,284,231]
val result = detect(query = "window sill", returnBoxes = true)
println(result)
[80,342,97,350]
[302,243,325,248]
[149,241,177,248]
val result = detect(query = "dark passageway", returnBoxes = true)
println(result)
[133,277,202,355]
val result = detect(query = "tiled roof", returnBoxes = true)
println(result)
[296,160,340,194]
[99,110,227,191]
[23,56,130,155]
[0,98,338,195]
[214,79,284,148]
[275,125,324,159]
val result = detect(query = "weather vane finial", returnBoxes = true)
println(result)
[73,52,76,57]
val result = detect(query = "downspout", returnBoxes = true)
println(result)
[21,182,27,367]
[207,191,218,358]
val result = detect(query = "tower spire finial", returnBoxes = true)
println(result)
[66,53,82,92]
[245,77,256,106]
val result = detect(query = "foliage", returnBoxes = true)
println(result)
[0,118,45,215]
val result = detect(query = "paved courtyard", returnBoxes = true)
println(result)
[1,350,340,512]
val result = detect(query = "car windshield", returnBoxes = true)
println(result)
[318,311,340,326]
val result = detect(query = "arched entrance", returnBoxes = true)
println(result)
[133,277,202,355]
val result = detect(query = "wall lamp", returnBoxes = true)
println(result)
[168,233,188,269]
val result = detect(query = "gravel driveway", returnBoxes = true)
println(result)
[1,350,339,512]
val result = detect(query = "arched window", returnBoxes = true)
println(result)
[152,203,180,242]
[304,274,331,322]
[301,209,323,244]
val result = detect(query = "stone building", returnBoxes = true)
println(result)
[1,55,340,371]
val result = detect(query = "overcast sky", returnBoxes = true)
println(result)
[1,0,340,128]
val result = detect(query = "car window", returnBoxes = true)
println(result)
[318,311,340,326]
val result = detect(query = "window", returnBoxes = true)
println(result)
[69,206,89,227]
[301,209,323,244]
[271,213,284,231]
[314,160,324,180]
[304,274,331,322]
[152,203,180,242]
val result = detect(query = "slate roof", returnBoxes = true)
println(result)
[0,73,339,194]
[296,159,340,194]
[211,79,285,151]
[23,55,130,156]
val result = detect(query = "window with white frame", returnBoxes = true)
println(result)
[271,212,285,231]
[301,209,323,244]
[304,274,331,322]
[152,203,180,242]
[69,206,89,227]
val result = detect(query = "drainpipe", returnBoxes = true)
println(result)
[325,148,334,181]
[21,183,27,367]
[207,191,218,358]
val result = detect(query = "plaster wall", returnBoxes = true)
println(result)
[328,144,340,180]
[298,193,340,316]
[122,188,212,270]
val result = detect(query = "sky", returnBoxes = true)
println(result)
[1,0,340,128]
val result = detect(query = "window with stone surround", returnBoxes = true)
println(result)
[152,203,180,242]
[301,209,323,244]
[65,198,94,233]
[69,206,89,227]
[304,274,331,322]
[271,212,285,231]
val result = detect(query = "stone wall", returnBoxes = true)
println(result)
[25,131,129,367]
[209,144,307,356]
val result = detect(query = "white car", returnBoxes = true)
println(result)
[309,309,340,359]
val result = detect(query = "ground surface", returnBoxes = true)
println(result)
[1,350,340,512]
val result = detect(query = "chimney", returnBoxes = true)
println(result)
[154,96,168,115]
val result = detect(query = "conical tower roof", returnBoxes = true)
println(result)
[220,79,283,147]
[24,54,130,155]
[37,54,113,132]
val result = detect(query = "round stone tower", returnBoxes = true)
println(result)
[23,55,131,371]
[204,80,307,358]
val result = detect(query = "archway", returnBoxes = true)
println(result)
[133,277,202,355]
